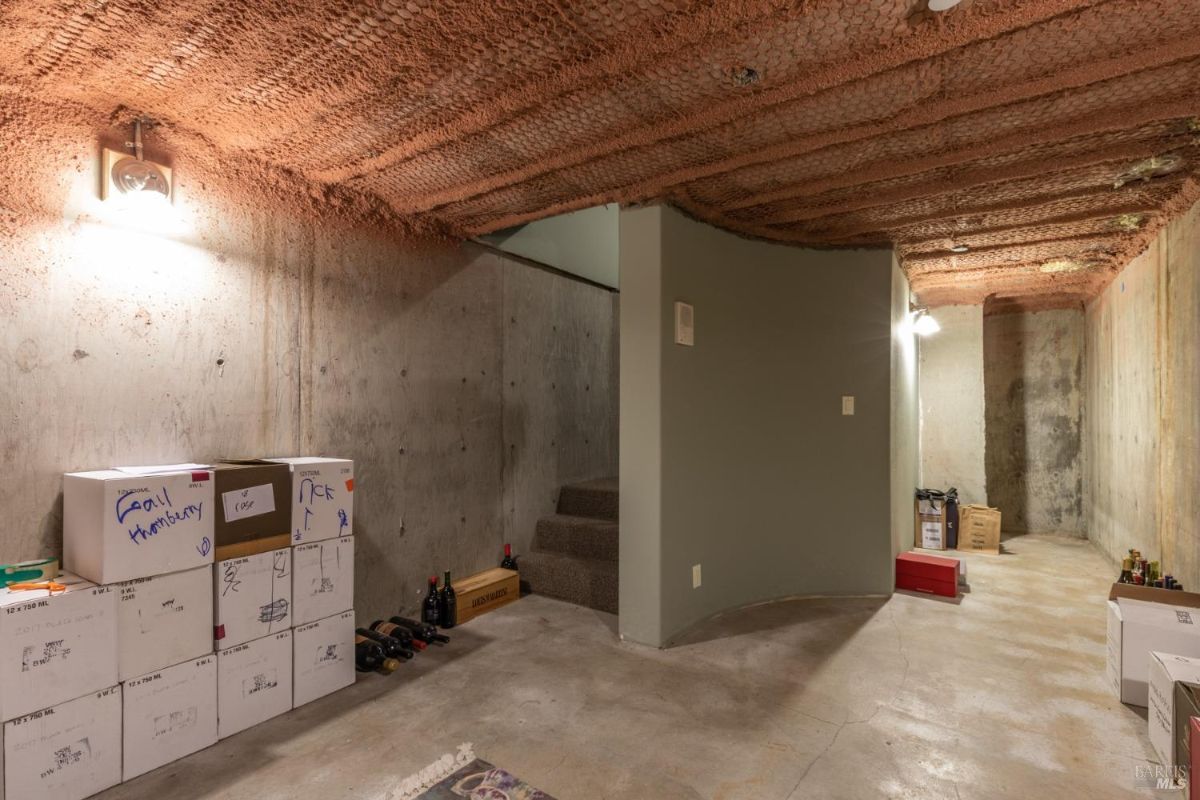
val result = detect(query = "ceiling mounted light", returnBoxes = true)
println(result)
[911,307,941,336]
[103,118,171,204]
[1113,153,1185,189]
[949,243,970,254]
[928,0,965,10]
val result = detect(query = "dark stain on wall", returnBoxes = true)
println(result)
[983,309,1086,535]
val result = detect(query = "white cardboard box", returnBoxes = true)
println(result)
[1107,589,1200,706]
[267,457,354,544]
[123,655,217,781]
[3,686,122,800]
[292,536,354,626]
[215,547,292,650]
[0,575,118,722]
[216,630,292,740]
[117,565,213,681]
[1147,651,1200,778]
[293,610,355,708]
[64,465,216,584]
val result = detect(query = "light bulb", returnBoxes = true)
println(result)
[913,311,941,336]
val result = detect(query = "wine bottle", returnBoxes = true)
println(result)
[422,575,442,626]
[368,619,426,650]
[357,628,415,660]
[355,634,400,674]
[501,544,518,570]
[389,615,450,644]
[440,570,457,629]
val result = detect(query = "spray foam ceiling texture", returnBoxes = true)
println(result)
[2,0,1199,307]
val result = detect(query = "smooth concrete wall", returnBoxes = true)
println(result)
[0,122,617,625]
[918,306,987,504]
[1085,199,1200,589]
[619,205,900,647]
[984,309,1085,535]
[890,259,921,560]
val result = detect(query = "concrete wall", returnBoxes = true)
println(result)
[0,122,617,624]
[619,205,901,647]
[890,259,921,560]
[984,309,1085,535]
[1085,199,1200,589]
[918,306,986,504]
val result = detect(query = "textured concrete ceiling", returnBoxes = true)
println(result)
[2,0,1199,306]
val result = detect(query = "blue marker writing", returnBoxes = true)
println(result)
[116,486,173,524]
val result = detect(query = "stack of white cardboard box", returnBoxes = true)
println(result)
[1107,583,1200,789]
[0,457,355,800]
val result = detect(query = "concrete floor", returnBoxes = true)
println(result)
[99,535,1172,800]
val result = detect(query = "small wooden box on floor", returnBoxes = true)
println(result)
[454,568,520,624]
[895,552,959,598]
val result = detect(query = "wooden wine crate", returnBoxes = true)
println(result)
[454,567,520,624]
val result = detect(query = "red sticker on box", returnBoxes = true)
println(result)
[345,478,354,492]
[214,624,225,640]
[192,471,210,482]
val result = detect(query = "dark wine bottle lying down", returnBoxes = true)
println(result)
[390,616,450,644]
[357,627,415,660]
[354,635,400,674]
[368,619,425,651]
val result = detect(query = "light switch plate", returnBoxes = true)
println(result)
[674,301,694,347]
[842,396,855,415]
[692,564,702,588]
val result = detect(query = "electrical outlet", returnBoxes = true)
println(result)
[692,564,702,588]
[842,395,855,416]
[674,301,695,346]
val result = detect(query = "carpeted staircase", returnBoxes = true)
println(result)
[519,478,618,614]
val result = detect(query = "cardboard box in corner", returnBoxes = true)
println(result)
[1107,584,1200,707]
[957,505,1001,555]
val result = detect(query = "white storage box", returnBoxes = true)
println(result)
[117,565,213,681]
[292,536,354,626]
[267,457,354,544]
[214,547,292,650]
[0,575,118,722]
[216,630,292,740]
[123,655,217,781]
[1106,584,1200,706]
[64,465,215,584]
[1147,651,1200,781]
[293,610,355,708]
[3,686,122,800]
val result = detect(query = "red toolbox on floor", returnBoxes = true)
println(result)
[896,552,959,598]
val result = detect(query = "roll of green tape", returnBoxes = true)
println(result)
[2,558,60,586]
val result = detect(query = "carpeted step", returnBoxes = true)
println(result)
[518,550,618,615]
[556,477,618,521]
[534,514,618,562]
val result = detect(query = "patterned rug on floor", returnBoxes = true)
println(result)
[391,744,557,800]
